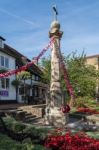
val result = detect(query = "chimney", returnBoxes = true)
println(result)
[0,36,5,48]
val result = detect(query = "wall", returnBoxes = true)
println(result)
[86,57,99,70]
[86,56,99,97]
[0,51,16,102]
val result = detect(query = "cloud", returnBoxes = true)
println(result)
[6,28,50,59]
[0,8,37,26]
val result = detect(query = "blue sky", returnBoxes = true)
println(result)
[0,0,99,59]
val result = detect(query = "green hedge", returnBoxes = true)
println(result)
[3,116,26,133]
[0,133,49,150]
[0,133,30,150]
[3,116,51,138]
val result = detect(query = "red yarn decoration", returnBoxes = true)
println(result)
[61,105,70,113]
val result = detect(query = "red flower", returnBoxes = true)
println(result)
[77,107,99,114]
[44,131,99,150]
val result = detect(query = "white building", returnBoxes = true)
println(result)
[0,36,47,104]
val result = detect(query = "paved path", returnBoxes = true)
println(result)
[0,104,46,110]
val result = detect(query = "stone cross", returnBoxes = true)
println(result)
[52,5,58,21]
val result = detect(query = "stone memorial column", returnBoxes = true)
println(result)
[45,6,67,127]
[49,21,63,108]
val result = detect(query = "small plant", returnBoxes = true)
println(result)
[12,122,26,133]
[3,116,26,133]
[0,133,28,150]
[74,96,98,108]
[11,79,20,86]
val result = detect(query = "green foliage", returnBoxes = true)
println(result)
[17,71,31,80]
[17,71,31,103]
[1,116,99,149]
[74,96,99,109]
[74,96,92,108]
[0,69,7,73]
[3,116,26,133]
[0,133,28,150]
[41,51,97,98]
[3,116,51,141]
[11,71,31,87]
[11,79,20,86]
[64,52,97,97]
[40,57,51,83]
[33,144,49,150]
[86,132,99,139]
[3,116,16,129]
[24,126,50,140]
[0,133,49,150]
[22,138,34,150]
[12,122,26,133]
[1,116,51,149]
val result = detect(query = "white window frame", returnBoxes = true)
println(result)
[0,55,9,69]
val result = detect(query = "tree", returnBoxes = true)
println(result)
[17,71,31,103]
[41,52,98,100]
[40,57,51,83]
[64,52,97,97]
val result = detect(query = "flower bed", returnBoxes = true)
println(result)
[77,107,99,115]
[44,131,99,150]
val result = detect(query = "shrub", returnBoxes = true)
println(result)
[74,96,97,108]
[3,116,26,133]
[0,133,28,150]
[12,122,26,133]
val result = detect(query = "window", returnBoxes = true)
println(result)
[0,56,9,68]
[1,78,10,89]
[19,87,24,95]
[34,87,39,97]
[34,75,40,81]
[6,78,9,88]
[31,74,35,80]
[1,56,4,67]
[5,57,9,68]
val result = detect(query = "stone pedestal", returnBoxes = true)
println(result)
[45,106,68,127]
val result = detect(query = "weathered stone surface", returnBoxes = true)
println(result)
[19,106,43,117]
[45,106,68,127]
[15,112,25,121]
[45,12,68,127]
[86,115,99,125]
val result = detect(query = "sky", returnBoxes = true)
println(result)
[0,0,99,60]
